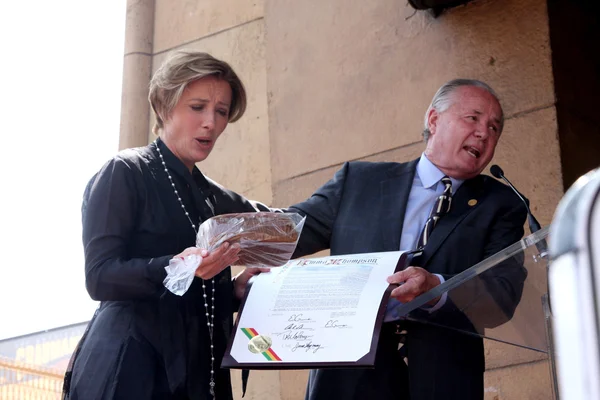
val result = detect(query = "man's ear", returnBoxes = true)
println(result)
[427,108,438,136]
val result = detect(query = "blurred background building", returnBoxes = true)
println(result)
[0,322,88,399]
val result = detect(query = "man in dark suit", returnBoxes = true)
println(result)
[288,79,527,400]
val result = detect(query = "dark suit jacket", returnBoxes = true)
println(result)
[289,159,527,400]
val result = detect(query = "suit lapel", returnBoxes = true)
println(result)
[380,159,418,251]
[420,175,485,267]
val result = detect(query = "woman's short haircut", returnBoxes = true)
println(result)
[149,51,247,135]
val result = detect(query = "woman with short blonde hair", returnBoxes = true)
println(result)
[64,51,266,400]
[149,51,247,135]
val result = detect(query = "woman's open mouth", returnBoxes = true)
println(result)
[196,138,213,146]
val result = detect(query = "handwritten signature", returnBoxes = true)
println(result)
[281,331,313,341]
[284,323,314,331]
[288,314,314,322]
[324,320,350,329]
[291,341,324,353]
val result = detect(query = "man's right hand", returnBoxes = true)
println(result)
[387,266,442,305]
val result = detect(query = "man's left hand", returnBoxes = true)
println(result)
[387,267,441,305]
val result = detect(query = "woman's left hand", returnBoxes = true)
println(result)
[233,267,271,299]
[192,242,242,279]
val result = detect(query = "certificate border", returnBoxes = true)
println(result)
[222,251,410,370]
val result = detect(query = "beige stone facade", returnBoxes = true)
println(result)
[119,0,599,398]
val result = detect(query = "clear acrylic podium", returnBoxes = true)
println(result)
[394,226,556,397]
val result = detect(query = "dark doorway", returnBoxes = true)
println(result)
[547,0,600,190]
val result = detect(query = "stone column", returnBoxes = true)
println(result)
[119,0,155,150]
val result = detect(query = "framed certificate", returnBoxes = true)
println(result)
[222,251,409,369]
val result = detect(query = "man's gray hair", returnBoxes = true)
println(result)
[422,79,503,141]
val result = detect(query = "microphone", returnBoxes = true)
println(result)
[490,164,547,256]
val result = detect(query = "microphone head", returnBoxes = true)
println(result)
[490,164,504,179]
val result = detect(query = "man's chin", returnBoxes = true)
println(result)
[461,159,488,179]
[453,167,483,180]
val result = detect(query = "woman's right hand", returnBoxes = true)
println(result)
[174,242,241,280]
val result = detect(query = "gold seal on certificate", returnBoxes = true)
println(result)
[248,335,273,353]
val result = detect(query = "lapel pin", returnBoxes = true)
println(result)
[468,199,478,207]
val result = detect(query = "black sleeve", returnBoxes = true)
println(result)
[82,157,172,301]
[287,162,349,257]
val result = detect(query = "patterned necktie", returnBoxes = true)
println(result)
[415,176,453,254]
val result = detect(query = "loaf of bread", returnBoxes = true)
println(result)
[196,212,304,267]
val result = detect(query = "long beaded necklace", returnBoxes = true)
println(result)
[155,141,217,398]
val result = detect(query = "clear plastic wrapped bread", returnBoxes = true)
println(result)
[196,212,306,268]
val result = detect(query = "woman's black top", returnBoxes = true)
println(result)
[68,138,262,399]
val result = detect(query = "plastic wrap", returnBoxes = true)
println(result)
[163,254,202,296]
[196,212,305,268]
[163,212,305,295]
